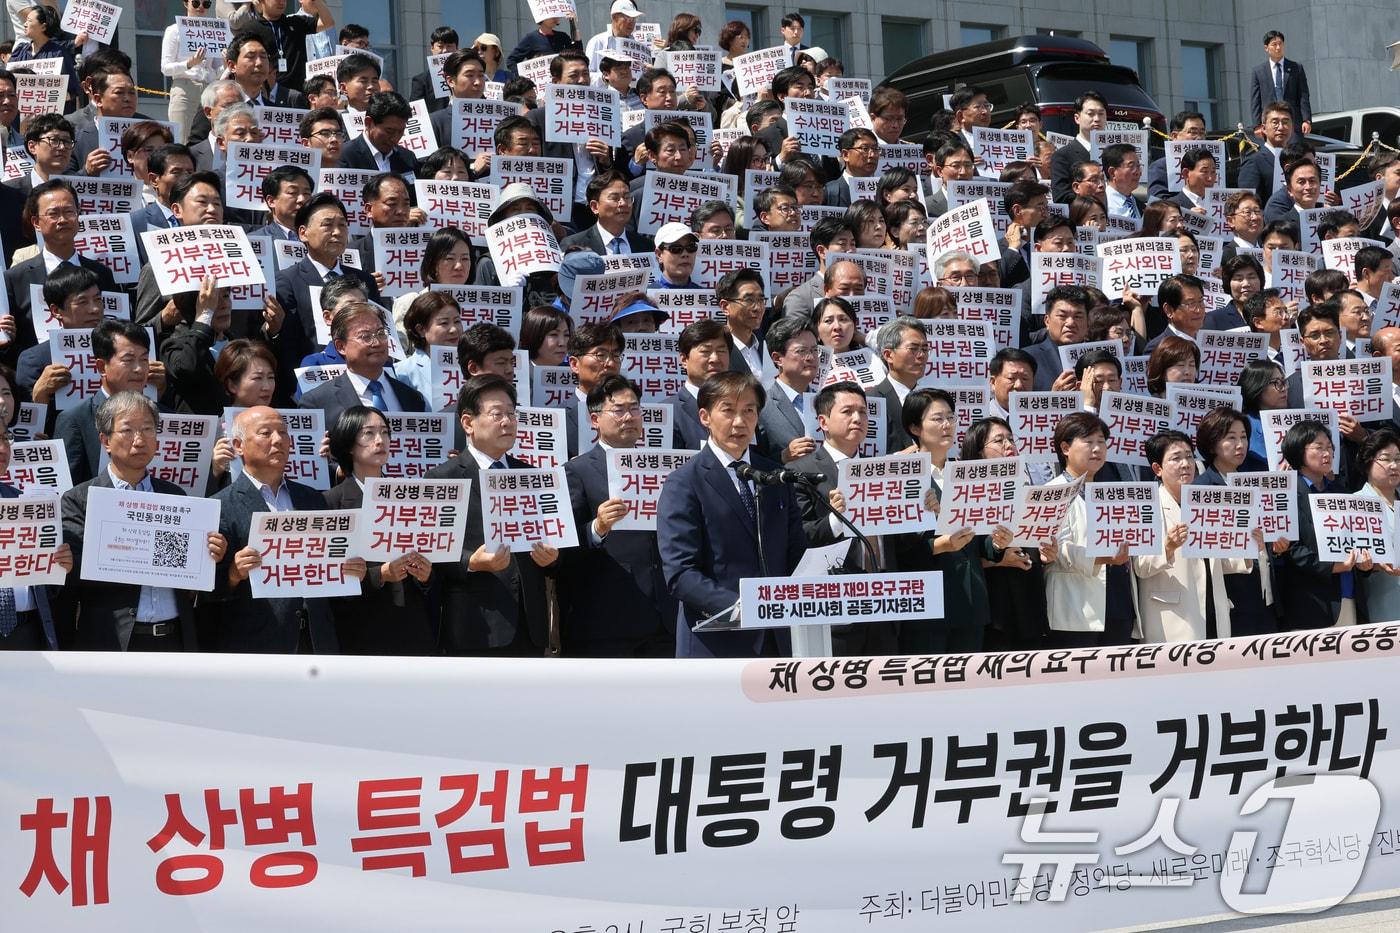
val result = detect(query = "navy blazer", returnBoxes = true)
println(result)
[53,392,104,484]
[1250,58,1310,130]
[1,482,55,648]
[656,445,807,657]
[210,474,338,653]
[275,256,382,345]
[1237,148,1278,205]
[668,388,707,449]
[1049,138,1090,204]
[339,134,420,179]
[1146,156,1171,203]
[1262,187,1300,225]
[755,377,805,463]
[247,221,300,243]
[560,443,675,650]
[1024,337,1066,392]
[298,370,429,427]
[558,224,655,255]
[5,254,117,363]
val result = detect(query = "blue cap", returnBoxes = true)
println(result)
[612,296,669,324]
[557,251,605,302]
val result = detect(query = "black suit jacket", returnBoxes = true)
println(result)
[558,224,654,255]
[823,177,854,208]
[5,254,117,365]
[1237,148,1279,205]
[1050,138,1091,204]
[423,449,550,654]
[59,472,199,651]
[412,71,448,113]
[868,379,911,453]
[53,391,105,484]
[559,443,674,651]
[668,388,706,449]
[1250,58,1310,129]
[1278,472,1366,629]
[209,474,338,652]
[275,256,382,346]
[339,134,420,179]
[298,370,428,427]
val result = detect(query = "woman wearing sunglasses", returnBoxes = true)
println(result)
[160,0,223,140]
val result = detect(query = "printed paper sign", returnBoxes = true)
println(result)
[512,407,568,470]
[1057,339,1123,375]
[925,198,1002,266]
[934,457,1022,534]
[661,50,722,93]
[382,413,452,479]
[1261,408,1339,472]
[95,118,179,180]
[1032,252,1099,312]
[526,0,574,23]
[449,98,518,157]
[783,98,848,158]
[1166,384,1242,437]
[0,494,66,587]
[731,46,788,98]
[61,0,121,45]
[426,345,462,413]
[621,333,684,403]
[1308,494,1393,563]
[1010,392,1082,463]
[72,213,138,285]
[644,110,714,153]
[972,127,1034,178]
[1197,330,1268,387]
[530,366,578,409]
[1008,479,1081,547]
[1089,129,1149,167]
[224,142,321,211]
[818,347,885,390]
[486,213,561,282]
[176,15,230,59]
[225,407,330,490]
[371,227,434,298]
[480,466,579,551]
[946,287,1021,351]
[425,52,451,99]
[606,448,699,531]
[946,180,1011,238]
[570,268,651,327]
[1302,357,1393,422]
[1085,482,1160,556]
[649,289,722,335]
[52,175,140,214]
[836,453,935,535]
[488,155,574,222]
[1321,237,1385,285]
[1180,485,1259,559]
[48,328,150,411]
[318,168,376,237]
[739,572,943,629]
[415,179,496,244]
[1269,249,1320,306]
[1342,180,1385,230]
[544,84,620,147]
[15,74,64,118]
[1228,471,1297,543]
[692,240,771,294]
[0,441,71,495]
[247,510,360,598]
[1097,238,1180,299]
[637,172,726,236]
[112,413,216,495]
[1164,140,1227,193]
[826,78,870,104]
[358,478,470,563]
[1100,391,1173,467]
[140,225,265,296]
[918,319,996,386]
[79,485,219,590]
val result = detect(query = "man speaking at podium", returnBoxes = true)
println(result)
[657,372,807,658]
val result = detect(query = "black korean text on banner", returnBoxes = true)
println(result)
[1010,392,1082,463]
[485,214,561,283]
[947,287,1022,351]
[1261,408,1339,472]
[836,453,935,536]
[544,84,620,147]
[225,407,330,490]
[1302,357,1394,423]
[1197,330,1268,387]
[1032,251,1099,313]
[358,478,470,563]
[225,142,322,211]
[1085,482,1160,557]
[1100,392,1173,467]
[918,319,996,386]
[1228,471,1298,543]
[415,180,497,244]
[1097,238,1181,299]
[487,155,573,221]
[512,407,568,470]
[606,448,699,531]
[382,414,453,479]
[934,458,1023,534]
[1166,384,1242,438]
[247,510,360,598]
[1008,478,1081,547]
[0,494,66,586]
[371,228,435,299]
[972,127,1034,179]
[139,225,265,296]
[1308,494,1393,563]
[925,198,1002,267]
[479,466,579,551]
[1180,485,1259,559]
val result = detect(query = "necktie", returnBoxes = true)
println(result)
[1274,63,1284,100]
[0,586,15,638]
[366,379,386,412]
[731,461,757,523]
[1125,196,1139,220]
[490,459,506,470]
[610,235,626,255]
[792,393,804,412]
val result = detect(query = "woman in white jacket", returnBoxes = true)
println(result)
[1046,412,1138,647]
[1134,429,1258,642]
[160,0,225,141]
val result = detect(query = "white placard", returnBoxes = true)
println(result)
[175,15,230,58]
[0,493,66,587]
[246,510,360,598]
[139,225,265,296]
[479,466,578,551]
[1100,391,1173,467]
[836,452,934,535]
[1180,485,1259,559]
[1228,471,1298,543]
[485,213,561,282]
[1097,238,1181,299]
[488,155,574,223]
[971,127,1034,179]
[370,227,434,299]
[925,198,1001,266]
[224,407,330,491]
[637,171,726,236]
[512,406,568,470]
[1008,478,1081,547]
[61,0,121,44]
[78,485,219,590]
[1308,494,1394,563]
[381,413,453,479]
[224,141,321,211]
[0,441,72,495]
[1164,140,1227,193]
[933,457,1022,534]
[1302,357,1393,422]
[357,477,470,563]
[782,98,848,158]
[1010,392,1082,463]
[606,447,699,531]
[731,46,788,98]
[544,84,620,146]
[1197,329,1268,387]
[449,98,518,157]
[1085,482,1161,556]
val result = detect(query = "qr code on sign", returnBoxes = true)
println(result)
[153,530,190,569]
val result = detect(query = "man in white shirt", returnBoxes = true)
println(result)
[779,12,806,67]
[1102,143,1144,222]
[585,0,643,72]
[1049,90,1106,203]
[719,268,769,381]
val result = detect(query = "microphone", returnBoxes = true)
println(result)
[733,463,826,486]
[732,462,766,484]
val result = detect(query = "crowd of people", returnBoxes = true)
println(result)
[0,4,1392,660]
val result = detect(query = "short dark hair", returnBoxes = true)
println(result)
[363,171,409,205]
[1238,358,1284,414]
[1357,429,1400,480]
[567,322,623,359]
[337,52,382,83]
[227,30,270,66]
[811,216,856,253]
[902,388,956,439]
[170,170,222,207]
[338,23,370,44]
[949,86,986,112]
[1074,348,1122,380]
[1316,210,1360,241]
[299,106,345,140]
[1297,301,1341,335]
[366,91,412,124]
[990,346,1037,377]
[42,262,100,310]
[1100,143,1138,173]
[431,26,459,45]
[329,405,389,476]
[261,164,314,201]
[1263,30,1285,45]
[1304,268,1349,304]
[1074,91,1107,114]
[403,291,459,353]
[644,120,692,153]
[678,319,727,357]
[765,316,817,357]
[1356,245,1393,278]
[456,373,516,418]
[458,323,516,369]
[25,177,76,219]
[295,192,347,230]
[304,75,337,100]
[23,113,73,146]
[781,12,805,28]
[1146,336,1201,396]
[148,143,193,178]
[960,416,1014,461]
[1178,147,1218,173]
[1004,179,1049,215]
[1033,217,1075,245]
[91,318,148,362]
[421,227,472,285]
[814,380,865,418]
[1195,407,1250,464]
[519,305,573,359]
[1044,284,1089,314]
[1053,412,1111,470]
[1280,419,1330,471]
[418,146,471,179]
[771,67,814,98]
[1144,429,1195,467]
[493,115,539,151]
[698,371,765,411]
[586,168,630,204]
[838,127,878,151]
[1157,274,1204,311]
[717,268,764,302]
[635,67,675,98]
[586,374,641,413]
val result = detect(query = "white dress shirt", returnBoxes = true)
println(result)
[706,439,755,503]
[346,368,403,411]
[246,473,295,512]
[107,466,181,621]
[1106,186,1140,220]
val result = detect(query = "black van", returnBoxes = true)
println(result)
[883,35,1166,141]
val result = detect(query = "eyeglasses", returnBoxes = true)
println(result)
[942,161,975,171]
[788,346,820,359]
[768,202,799,215]
[657,145,692,156]
[900,343,930,355]
[311,129,348,141]
[1302,330,1339,342]
[1231,208,1264,218]
[112,426,157,438]
[357,428,391,441]
[844,145,879,154]
[584,350,623,364]
[40,208,78,221]
[1306,442,1335,454]
[729,294,765,306]
[1267,378,1288,389]
[350,328,391,344]
[37,135,73,148]
[601,404,642,418]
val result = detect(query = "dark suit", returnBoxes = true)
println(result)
[275,257,382,347]
[53,392,105,484]
[424,449,551,655]
[210,474,339,653]
[70,111,156,175]
[298,370,428,427]
[923,188,948,218]
[323,478,439,654]
[1278,472,1366,629]
[189,139,215,174]
[755,378,806,463]
[412,71,448,113]
[186,87,309,146]
[823,177,855,208]
[668,387,707,449]
[339,134,420,179]
[1204,302,1247,332]
[5,254,117,364]
[59,472,199,651]
[129,202,175,262]
[1263,187,1301,225]
[868,379,911,453]
[1146,156,1171,203]
[1049,138,1091,204]
[0,182,26,267]
[1250,58,1310,133]
[1024,336,1067,392]
[656,445,806,657]
[247,221,300,243]
[560,443,675,656]
[0,482,56,650]
[558,224,654,255]
[1237,147,1279,205]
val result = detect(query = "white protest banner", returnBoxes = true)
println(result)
[691,239,770,294]
[606,447,698,531]
[1031,251,1099,312]
[224,141,321,210]
[1373,283,1400,332]
[225,407,330,490]
[488,155,573,221]
[1085,482,1161,557]
[138,413,216,495]
[1261,408,1339,471]
[0,441,71,495]
[14,73,64,118]
[1228,471,1298,543]
[818,346,885,390]
[486,213,561,282]
[449,98,518,156]
[530,365,578,409]
[1166,383,1242,436]
[0,494,65,587]
[414,179,496,244]
[579,403,675,454]
[380,413,452,479]
[304,53,352,82]
[514,53,556,90]
[78,485,219,590]
[1008,478,1081,546]
[512,407,568,470]
[391,98,439,162]
[742,168,780,225]
[657,49,720,92]
[294,364,344,397]
[972,126,1034,178]
[925,197,1001,265]
[934,457,1022,534]
[357,478,470,563]
[1097,237,1180,298]
[844,95,872,131]
[1197,329,1268,387]
[48,328,148,412]
[176,15,229,59]
[1089,128,1149,166]
[1309,493,1394,562]
[826,77,870,104]
[429,284,522,333]
[740,571,942,628]
[945,385,991,460]
[9,405,41,446]
[750,231,815,294]
[526,0,573,22]
[1270,248,1320,306]
[783,98,847,158]
[850,295,893,337]
[947,179,1012,237]
[3,143,34,182]
[1010,392,1082,462]
[570,268,651,327]
[371,227,434,298]
[1056,339,1123,375]
[1203,187,1252,236]
[52,175,140,214]
[94,118,179,180]
[1119,354,1148,395]
[425,345,462,412]
[731,46,788,98]
[7,57,62,76]
[246,510,360,598]
[317,168,375,236]
[71,213,138,285]
[1099,391,1172,467]
[1322,237,1386,285]
[621,333,684,402]
[837,452,934,535]
[253,103,308,145]
[1279,327,1307,376]
[544,84,620,147]
[1298,206,1331,255]
[946,288,1019,352]
[1180,485,1259,559]
[483,80,504,100]
[1164,140,1227,193]
[229,235,275,312]
[425,52,451,99]
[824,250,891,298]
[1343,179,1385,230]
[645,109,714,153]
[876,143,925,177]
[918,319,995,386]
[1178,204,1217,239]
[649,289,722,335]
[1302,357,1393,422]
[637,171,726,236]
[799,204,846,231]
[480,466,578,551]
[140,225,264,296]
[61,0,120,44]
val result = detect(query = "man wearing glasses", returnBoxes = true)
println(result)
[871,316,929,453]
[5,114,73,197]
[718,269,769,380]
[950,86,993,152]
[825,127,880,208]
[1145,274,1209,352]
[923,140,976,218]
[298,301,427,426]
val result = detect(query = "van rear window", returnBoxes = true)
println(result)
[1033,63,1160,110]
